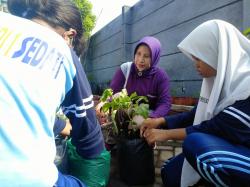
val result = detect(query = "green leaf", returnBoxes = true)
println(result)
[243,27,250,38]
[132,103,149,119]
[100,88,113,102]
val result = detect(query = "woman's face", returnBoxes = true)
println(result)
[134,44,151,71]
[192,55,217,78]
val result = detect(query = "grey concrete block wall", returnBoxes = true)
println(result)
[83,0,249,96]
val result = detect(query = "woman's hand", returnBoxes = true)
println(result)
[132,115,145,129]
[140,117,165,137]
[95,101,104,113]
[95,101,108,125]
[97,112,108,125]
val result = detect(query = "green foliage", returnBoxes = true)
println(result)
[100,88,149,137]
[101,89,133,113]
[71,0,96,37]
[132,103,149,119]
[100,89,113,103]
[101,89,149,118]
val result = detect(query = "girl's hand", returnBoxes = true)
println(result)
[143,128,187,146]
[140,117,165,137]
[60,119,72,136]
[143,128,169,146]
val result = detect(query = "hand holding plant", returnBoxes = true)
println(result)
[95,101,108,125]
[140,117,166,137]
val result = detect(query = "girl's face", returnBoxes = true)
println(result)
[32,18,76,48]
[192,55,217,78]
[134,44,152,71]
[62,28,77,48]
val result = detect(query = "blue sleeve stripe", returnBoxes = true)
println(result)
[228,106,250,120]
[83,101,94,110]
[223,107,250,128]
[63,101,93,113]
[63,104,85,111]
[64,102,93,111]
[62,95,94,118]
[82,95,93,103]
[63,109,86,118]
[64,95,94,110]
[82,95,94,109]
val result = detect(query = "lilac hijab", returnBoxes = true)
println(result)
[132,36,161,76]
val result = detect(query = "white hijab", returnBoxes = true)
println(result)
[177,19,250,186]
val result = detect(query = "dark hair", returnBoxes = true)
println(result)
[8,0,85,57]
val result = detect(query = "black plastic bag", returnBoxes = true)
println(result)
[117,138,155,185]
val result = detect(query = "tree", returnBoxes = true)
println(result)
[72,0,96,38]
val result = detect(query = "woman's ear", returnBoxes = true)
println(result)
[63,28,77,48]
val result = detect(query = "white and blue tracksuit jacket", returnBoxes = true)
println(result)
[0,12,104,187]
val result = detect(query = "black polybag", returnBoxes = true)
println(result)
[117,138,155,185]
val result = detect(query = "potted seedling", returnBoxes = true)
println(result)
[100,88,155,185]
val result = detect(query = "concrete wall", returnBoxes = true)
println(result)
[83,0,249,96]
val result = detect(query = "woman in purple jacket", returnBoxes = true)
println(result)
[110,36,171,118]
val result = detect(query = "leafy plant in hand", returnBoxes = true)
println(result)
[100,88,149,139]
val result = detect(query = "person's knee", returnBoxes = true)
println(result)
[161,160,176,187]
[161,164,168,186]
[183,133,203,153]
[161,154,184,187]
[183,133,201,167]
[182,133,216,164]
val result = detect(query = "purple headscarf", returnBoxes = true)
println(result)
[132,36,161,76]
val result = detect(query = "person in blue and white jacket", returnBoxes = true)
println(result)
[0,0,105,186]
[140,20,250,187]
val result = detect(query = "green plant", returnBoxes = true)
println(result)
[72,0,96,38]
[100,88,149,138]
[243,27,250,39]
[56,111,68,121]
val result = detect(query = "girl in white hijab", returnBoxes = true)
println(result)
[140,19,250,187]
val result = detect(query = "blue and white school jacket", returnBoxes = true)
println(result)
[165,98,250,148]
[0,12,104,187]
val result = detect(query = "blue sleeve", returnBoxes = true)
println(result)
[186,99,250,147]
[53,117,66,136]
[61,50,105,159]
[163,106,196,129]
